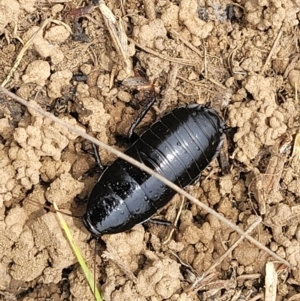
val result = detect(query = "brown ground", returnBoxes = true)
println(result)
[1,0,300,300]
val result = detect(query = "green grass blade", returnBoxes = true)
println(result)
[53,201,103,301]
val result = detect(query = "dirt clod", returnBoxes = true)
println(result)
[1,0,300,300]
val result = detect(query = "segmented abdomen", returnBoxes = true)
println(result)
[83,104,225,235]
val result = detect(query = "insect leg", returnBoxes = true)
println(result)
[218,137,230,175]
[127,93,157,139]
[92,143,105,171]
[147,218,177,230]
[147,218,179,240]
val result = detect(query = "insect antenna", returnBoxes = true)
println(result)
[27,199,83,219]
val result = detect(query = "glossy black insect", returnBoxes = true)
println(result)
[83,104,225,235]
[72,73,88,82]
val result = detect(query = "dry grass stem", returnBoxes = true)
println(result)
[128,37,196,66]
[261,26,283,74]
[0,86,293,270]
[265,262,278,301]
[162,195,185,245]
[159,63,180,111]
[1,19,71,88]
[188,217,262,291]
[169,29,203,59]
[98,1,132,75]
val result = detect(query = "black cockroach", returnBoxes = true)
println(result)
[83,104,226,235]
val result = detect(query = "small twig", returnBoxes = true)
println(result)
[110,65,118,89]
[261,26,283,74]
[229,2,245,12]
[249,134,292,215]
[1,18,72,88]
[203,75,227,90]
[87,45,98,66]
[169,250,195,271]
[177,75,206,87]
[169,29,203,59]
[236,274,261,281]
[168,30,226,89]
[204,43,208,80]
[177,71,227,90]
[12,22,24,45]
[265,262,277,301]
[128,38,196,66]
[162,195,185,245]
[159,63,180,111]
[295,81,298,104]
[98,1,132,75]
[187,217,262,291]
[143,0,156,20]
[177,75,227,92]
[292,131,300,158]
[120,0,126,15]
